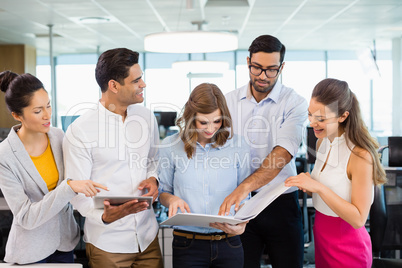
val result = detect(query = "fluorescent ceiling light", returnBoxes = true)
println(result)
[172,61,229,73]
[69,16,115,24]
[144,31,238,53]
[80,17,110,23]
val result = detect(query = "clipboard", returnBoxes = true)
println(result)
[93,196,153,209]
[160,213,247,228]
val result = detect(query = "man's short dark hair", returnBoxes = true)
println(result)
[95,48,139,93]
[248,35,286,64]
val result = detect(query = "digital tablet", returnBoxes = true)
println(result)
[93,196,153,209]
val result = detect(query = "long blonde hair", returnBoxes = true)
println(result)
[176,83,233,159]
[312,78,386,185]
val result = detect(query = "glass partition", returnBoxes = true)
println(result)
[36,49,393,136]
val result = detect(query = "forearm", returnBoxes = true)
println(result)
[159,192,174,207]
[13,181,76,230]
[316,185,369,228]
[241,146,292,192]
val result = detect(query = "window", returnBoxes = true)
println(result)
[144,52,236,113]
[36,50,393,135]
[37,55,99,127]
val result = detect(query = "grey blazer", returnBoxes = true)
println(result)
[0,125,79,264]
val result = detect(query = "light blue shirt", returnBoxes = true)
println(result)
[158,133,251,233]
[225,81,308,193]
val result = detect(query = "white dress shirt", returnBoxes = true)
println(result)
[225,81,308,193]
[63,102,159,253]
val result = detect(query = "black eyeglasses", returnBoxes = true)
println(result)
[248,64,282,78]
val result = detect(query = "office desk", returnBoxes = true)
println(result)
[0,264,82,267]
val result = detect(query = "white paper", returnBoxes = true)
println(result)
[160,182,290,228]
[234,182,290,220]
[160,213,246,228]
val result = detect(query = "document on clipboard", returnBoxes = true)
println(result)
[160,182,290,228]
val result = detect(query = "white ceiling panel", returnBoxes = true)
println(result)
[0,0,401,55]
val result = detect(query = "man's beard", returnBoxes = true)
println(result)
[251,77,277,93]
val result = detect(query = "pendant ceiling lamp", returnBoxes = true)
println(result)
[144,31,238,53]
[144,21,238,53]
[172,60,229,73]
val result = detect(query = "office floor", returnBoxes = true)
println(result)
[303,240,316,268]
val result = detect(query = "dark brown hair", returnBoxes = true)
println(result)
[0,71,45,116]
[95,48,139,93]
[312,78,386,185]
[176,83,233,159]
[249,35,286,64]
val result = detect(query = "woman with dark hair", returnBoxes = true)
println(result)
[0,71,107,264]
[285,78,386,267]
[158,83,251,268]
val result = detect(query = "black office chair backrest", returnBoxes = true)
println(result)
[306,127,318,164]
[388,136,402,167]
[370,185,388,258]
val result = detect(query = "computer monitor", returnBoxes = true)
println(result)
[153,111,177,128]
[61,115,80,132]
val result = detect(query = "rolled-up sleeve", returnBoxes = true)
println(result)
[273,95,308,157]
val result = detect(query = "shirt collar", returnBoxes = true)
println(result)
[328,133,346,146]
[98,101,125,122]
[195,134,233,150]
[241,80,282,104]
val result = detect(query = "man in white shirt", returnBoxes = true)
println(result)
[219,35,308,268]
[63,48,162,268]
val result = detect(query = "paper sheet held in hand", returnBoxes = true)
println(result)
[160,182,289,228]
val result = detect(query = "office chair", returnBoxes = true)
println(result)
[305,127,317,243]
[370,185,402,267]
[388,137,402,167]
[295,157,309,243]
[370,137,402,267]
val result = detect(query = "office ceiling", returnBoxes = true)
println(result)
[0,0,401,56]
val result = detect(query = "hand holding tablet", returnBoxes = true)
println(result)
[94,196,153,209]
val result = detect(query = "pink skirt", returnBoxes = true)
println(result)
[314,210,372,268]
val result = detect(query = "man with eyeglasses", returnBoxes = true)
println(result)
[220,35,308,268]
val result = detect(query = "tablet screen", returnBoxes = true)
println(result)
[93,196,153,209]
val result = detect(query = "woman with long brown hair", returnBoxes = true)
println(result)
[158,83,251,268]
[285,78,386,267]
